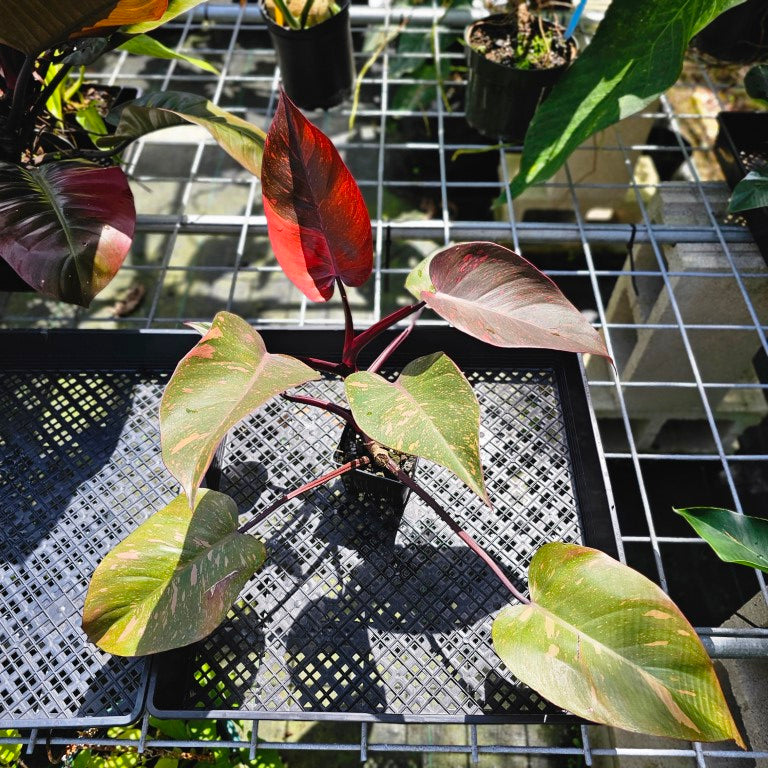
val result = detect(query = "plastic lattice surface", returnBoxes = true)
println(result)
[0,371,176,727]
[152,368,582,720]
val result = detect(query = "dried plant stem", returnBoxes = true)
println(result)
[239,457,370,534]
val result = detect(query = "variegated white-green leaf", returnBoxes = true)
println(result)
[82,489,265,656]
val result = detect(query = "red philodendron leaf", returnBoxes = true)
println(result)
[261,91,373,302]
[406,242,611,359]
[0,161,135,306]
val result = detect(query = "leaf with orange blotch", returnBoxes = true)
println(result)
[261,90,373,302]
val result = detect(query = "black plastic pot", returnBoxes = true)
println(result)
[333,423,417,513]
[693,0,768,63]
[263,1,354,110]
[464,15,575,142]
[714,111,768,266]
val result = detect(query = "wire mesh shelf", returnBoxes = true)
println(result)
[1,0,767,763]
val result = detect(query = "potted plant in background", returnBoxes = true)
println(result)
[81,91,744,748]
[261,0,355,110]
[464,0,576,141]
[0,0,266,305]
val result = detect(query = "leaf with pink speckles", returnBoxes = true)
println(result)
[82,490,265,656]
[160,311,318,507]
[405,242,610,359]
[345,352,488,505]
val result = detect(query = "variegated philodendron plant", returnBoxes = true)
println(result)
[82,91,744,748]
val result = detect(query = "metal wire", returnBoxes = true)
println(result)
[1,1,767,763]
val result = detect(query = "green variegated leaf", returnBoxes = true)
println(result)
[82,490,265,656]
[345,352,488,505]
[161,311,318,506]
[675,506,768,572]
[492,543,744,746]
[99,92,265,175]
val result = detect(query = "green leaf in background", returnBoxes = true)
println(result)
[99,92,266,175]
[83,489,266,656]
[148,716,189,740]
[675,506,768,572]
[161,312,318,506]
[728,168,768,213]
[118,33,220,74]
[345,352,489,505]
[745,63,768,106]
[492,542,744,745]
[508,0,748,198]
[75,104,109,140]
[123,0,208,34]
[0,731,21,766]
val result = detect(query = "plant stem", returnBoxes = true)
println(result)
[239,457,370,534]
[281,392,354,423]
[368,304,424,373]
[270,0,301,29]
[299,0,316,29]
[7,55,36,137]
[33,63,72,119]
[343,301,426,368]
[337,278,355,366]
[384,458,531,605]
[297,355,345,375]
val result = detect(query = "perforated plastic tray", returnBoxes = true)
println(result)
[140,328,618,725]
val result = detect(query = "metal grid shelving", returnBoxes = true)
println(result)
[2,1,768,763]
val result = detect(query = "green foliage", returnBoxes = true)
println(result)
[493,543,744,745]
[118,34,219,74]
[508,0,749,198]
[728,168,768,213]
[745,63,768,105]
[675,506,768,571]
[0,731,22,767]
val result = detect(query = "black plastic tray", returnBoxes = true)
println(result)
[134,328,618,725]
[715,111,768,265]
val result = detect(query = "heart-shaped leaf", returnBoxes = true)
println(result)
[161,311,318,506]
[0,161,134,306]
[83,489,265,656]
[261,91,373,302]
[406,242,609,358]
[122,0,207,34]
[99,92,265,176]
[492,542,744,746]
[345,352,488,505]
[0,0,167,54]
[675,506,768,572]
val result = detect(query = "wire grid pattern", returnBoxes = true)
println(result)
[0,371,178,726]
[0,0,766,762]
[151,369,577,720]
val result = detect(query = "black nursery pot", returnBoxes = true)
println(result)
[333,423,417,513]
[263,1,355,110]
[693,0,768,63]
[464,15,574,142]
